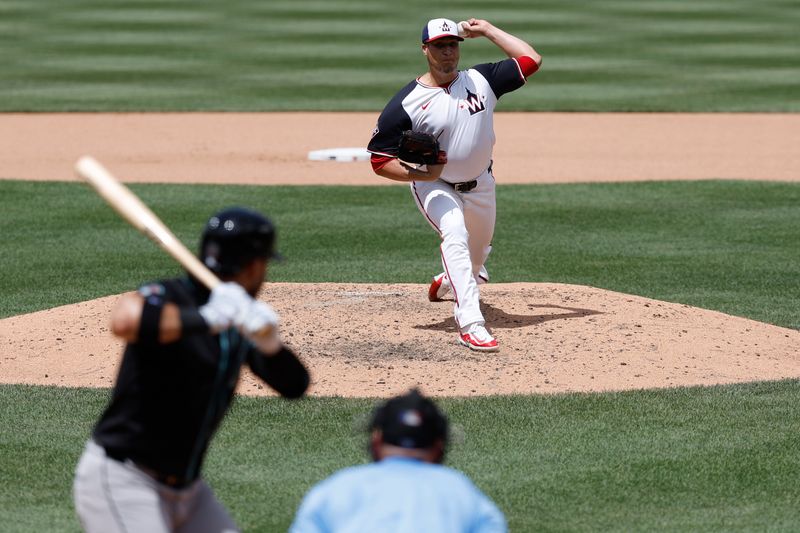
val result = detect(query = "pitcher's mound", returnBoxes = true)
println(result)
[2,283,797,398]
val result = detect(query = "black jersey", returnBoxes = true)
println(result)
[92,276,309,484]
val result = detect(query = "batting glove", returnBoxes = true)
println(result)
[238,300,282,354]
[199,282,251,333]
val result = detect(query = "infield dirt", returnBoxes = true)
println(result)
[1,113,799,397]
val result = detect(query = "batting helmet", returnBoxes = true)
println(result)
[199,207,280,276]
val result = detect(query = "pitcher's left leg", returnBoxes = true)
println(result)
[412,180,483,327]
[456,172,499,352]
[463,172,496,286]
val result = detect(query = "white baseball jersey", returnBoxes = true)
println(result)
[368,58,527,182]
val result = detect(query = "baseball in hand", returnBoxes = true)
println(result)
[457,21,469,38]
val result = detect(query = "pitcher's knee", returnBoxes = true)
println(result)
[441,226,469,245]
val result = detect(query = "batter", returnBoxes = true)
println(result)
[72,207,309,532]
[368,17,541,351]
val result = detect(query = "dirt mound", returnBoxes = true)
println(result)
[2,283,797,398]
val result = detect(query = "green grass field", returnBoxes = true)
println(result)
[3,382,800,532]
[1,179,798,531]
[1,0,798,111]
[2,0,799,530]
[2,180,799,329]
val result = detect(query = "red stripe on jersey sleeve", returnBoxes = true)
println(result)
[371,154,394,172]
[517,55,539,77]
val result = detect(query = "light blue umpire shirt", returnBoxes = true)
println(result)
[290,456,507,533]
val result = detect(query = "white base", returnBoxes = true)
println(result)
[307,147,370,163]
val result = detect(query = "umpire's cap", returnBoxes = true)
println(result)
[200,207,280,276]
[370,388,449,449]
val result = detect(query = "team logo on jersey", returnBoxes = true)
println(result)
[464,88,486,115]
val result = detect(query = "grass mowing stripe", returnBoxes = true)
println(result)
[1,0,797,111]
[2,180,798,329]
[1,381,798,531]
[496,181,800,328]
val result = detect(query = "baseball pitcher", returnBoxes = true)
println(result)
[367,18,542,351]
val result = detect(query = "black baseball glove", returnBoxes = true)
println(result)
[397,130,447,166]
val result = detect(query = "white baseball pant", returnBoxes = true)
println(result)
[412,168,495,329]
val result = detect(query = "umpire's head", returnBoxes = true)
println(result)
[368,388,449,464]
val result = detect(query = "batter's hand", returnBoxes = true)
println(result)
[199,282,251,333]
[238,300,282,354]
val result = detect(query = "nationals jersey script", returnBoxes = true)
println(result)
[368,58,527,182]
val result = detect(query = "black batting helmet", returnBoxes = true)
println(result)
[199,207,280,276]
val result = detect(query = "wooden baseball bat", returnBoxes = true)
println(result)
[75,156,220,290]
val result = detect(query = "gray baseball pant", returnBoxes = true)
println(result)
[73,440,238,533]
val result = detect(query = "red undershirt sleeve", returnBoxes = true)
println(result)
[370,154,394,172]
[517,55,539,77]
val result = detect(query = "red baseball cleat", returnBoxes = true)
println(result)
[458,323,498,352]
[428,273,450,302]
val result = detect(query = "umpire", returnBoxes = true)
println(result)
[290,389,507,532]
[73,206,310,533]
